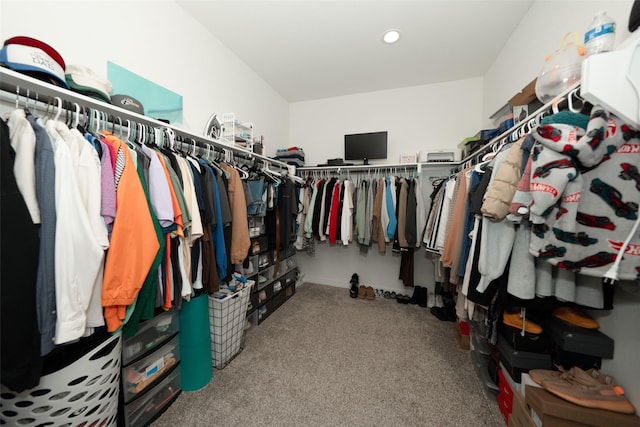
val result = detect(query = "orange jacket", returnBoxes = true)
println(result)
[101,133,160,331]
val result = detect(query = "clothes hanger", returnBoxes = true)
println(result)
[52,97,63,123]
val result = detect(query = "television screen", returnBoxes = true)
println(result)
[344,131,388,164]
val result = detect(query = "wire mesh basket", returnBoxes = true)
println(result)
[208,283,253,369]
[0,332,122,427]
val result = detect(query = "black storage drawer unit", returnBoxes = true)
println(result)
[540,316,614,359]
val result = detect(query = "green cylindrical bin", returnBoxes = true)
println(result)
[178,294,212,391]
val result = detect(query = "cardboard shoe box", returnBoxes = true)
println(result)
[509,389,536,427]
[525,385,640,427]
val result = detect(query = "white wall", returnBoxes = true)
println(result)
[483,0,634,127]
[0,0,289,149]
[290,77,483,166]
[483,0,640,411]
[291,78,483,294]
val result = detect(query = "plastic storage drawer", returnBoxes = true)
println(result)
[123,366,181,427]
[122,309,179,365]
[122,334,180,403]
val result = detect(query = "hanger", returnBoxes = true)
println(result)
[51,97,62,123]
[261,163,282,184]
[115,116,123,139]
[72,103,80,129]
[567,88,584,113]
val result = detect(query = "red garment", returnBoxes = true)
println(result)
[328,181,341,244]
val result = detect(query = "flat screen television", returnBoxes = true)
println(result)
[344,131,388,165]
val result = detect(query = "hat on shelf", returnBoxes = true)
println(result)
[65,64,112,103]
[111,94,144,115]
[0,36,68,89]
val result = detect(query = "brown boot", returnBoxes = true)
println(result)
[358,285,366,299]
[365,286,375,301]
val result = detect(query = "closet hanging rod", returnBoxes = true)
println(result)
[298,162,419,173]
[0,67,290,170]
[458,81,582,166]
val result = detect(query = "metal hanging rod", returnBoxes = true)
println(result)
[458,81,583,167]
[0,67,290,170]
[298,162,419,172]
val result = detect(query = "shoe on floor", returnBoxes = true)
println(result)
[350,273,360,298]
[553,306,600,329]
[530,366,616,387]
[502,310,542,334]
[541,367,635,414]
[350,282,358,299]
[358,285,367,299]
[365,286,375,300]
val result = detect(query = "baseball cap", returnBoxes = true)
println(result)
[0,36,68,89]
[111,94,144,115]
[65,64,112,103]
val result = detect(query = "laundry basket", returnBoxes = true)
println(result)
[0,332,122,426]
[208,283,253,369]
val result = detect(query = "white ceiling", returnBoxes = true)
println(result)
[177,0,535,102]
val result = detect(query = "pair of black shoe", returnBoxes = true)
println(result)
[349,273,359,298]
[430,304,457,322]
[409,286,428,307]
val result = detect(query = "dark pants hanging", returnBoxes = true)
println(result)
[398,248,415,287]
[1,119,42,391]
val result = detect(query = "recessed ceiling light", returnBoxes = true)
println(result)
[383,29,401,44]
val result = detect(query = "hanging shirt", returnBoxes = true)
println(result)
[372,178,387,253]
[397,178,409,248]
[415,179,427,247]
[26,114,57,356]
[97,139,116,234]
[406,179,417,248]
[47,120,104,344]
[200,160,227,281]
[364,178,374,247]
[220,163,250,265]
[6,109,40,223]
[328,180,341,244]
[380,178,390,242]
[141,144,175,228]
[311,178,325,236]
[341,180,354,245]
[356,180,367,244]
[101,132,160,332]
[304,179,319,236]
[69,128,109,332]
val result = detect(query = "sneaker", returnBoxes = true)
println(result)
[542,367,636,414]
[502,310,542,334]
[530,366,616,387]
[553,306,600,329]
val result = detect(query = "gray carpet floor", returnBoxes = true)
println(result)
[152,283,504,427]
